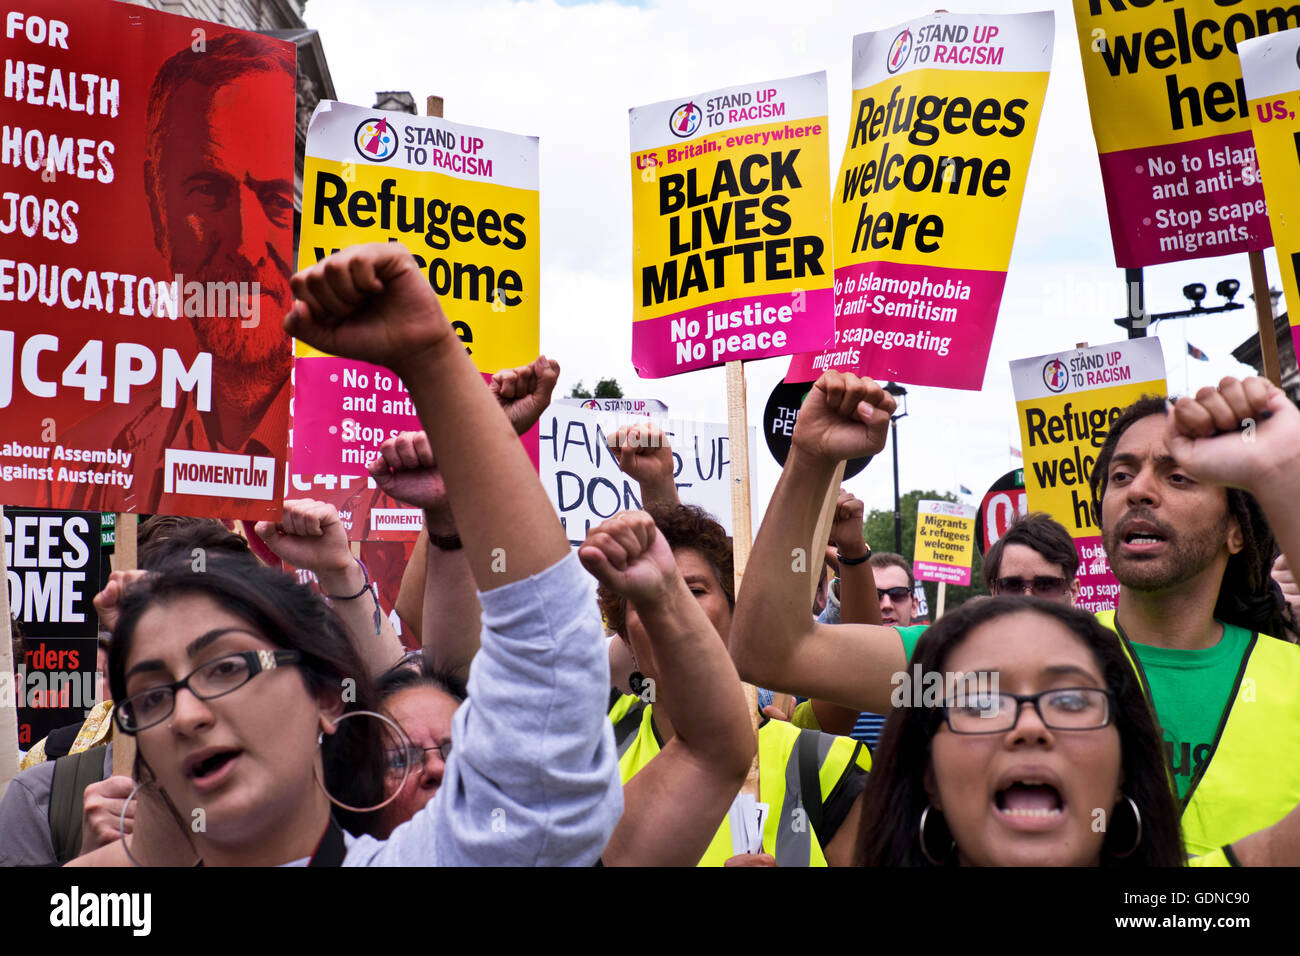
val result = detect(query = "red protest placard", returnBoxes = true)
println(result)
[0,2,295,519]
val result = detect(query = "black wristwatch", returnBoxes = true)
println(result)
[838,544,872,566]
[429,531,463,551]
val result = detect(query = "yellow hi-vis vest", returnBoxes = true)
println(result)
[1097,610,1300,858]
[608,694,871,866]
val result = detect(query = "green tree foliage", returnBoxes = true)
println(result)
[861,488,987,617]
[568,377,624,399]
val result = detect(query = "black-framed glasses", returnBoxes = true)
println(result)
[877,586,912,602]
[993,576,1070,598]
[385,740,453,773]
[115,649,303,734]
[941,687,1113,734]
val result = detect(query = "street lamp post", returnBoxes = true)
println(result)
[883,382,909,555]
[1115,277,1243,336]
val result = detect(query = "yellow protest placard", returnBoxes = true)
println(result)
[913,500,977,586]
[296,102,539,369]
[1010,338,1166,612]
[787,11,1053,391]
[629,73,834,377]
[1072,0,1282,265]
[1240,29,1300,359]
[292,101,539,474]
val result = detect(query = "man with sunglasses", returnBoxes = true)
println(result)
[862,553,917,627]
[982,512,1079,605]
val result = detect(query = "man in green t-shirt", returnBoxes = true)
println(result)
[1089,390,1299,795]
[732,372,1300,864]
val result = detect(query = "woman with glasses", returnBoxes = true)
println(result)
[371,661,466,840]
[99,557,399,865]
[71,242,622,867]
[857,597,1185,866]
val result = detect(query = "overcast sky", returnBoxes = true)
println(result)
[302,0,1281,528]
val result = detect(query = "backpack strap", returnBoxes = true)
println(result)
[48,747,109,864]
[612,698,647,759]
[796,729,825,838]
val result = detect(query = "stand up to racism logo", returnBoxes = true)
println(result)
[887,29,913,73]
[1043,357,1069,393]
[669,101,703,138]
[355,117,399,161]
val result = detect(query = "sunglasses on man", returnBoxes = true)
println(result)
[992,576,1070,598]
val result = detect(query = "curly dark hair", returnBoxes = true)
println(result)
[858,597,1186,867]
[596,504,734,638]
[1089,396,1295,641]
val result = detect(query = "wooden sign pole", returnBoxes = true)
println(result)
[935,581,947,620]
[110,513,138,777]
[1247,251,1283,387]
[110,514,137,574]
[0,507,18,800]
[724,360,761,795]
[808,462,847,607]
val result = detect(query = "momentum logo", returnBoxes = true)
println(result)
[370,508,424,533]
[164,449,275,499]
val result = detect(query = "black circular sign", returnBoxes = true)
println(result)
[763,380,871,479]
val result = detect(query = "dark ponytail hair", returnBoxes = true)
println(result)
[108,556,390,838]
[858,597,1185,867]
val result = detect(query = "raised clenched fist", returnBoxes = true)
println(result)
[791,372,893,466]
[608,422,679,507]
[1166,376,1300,496]
[284,242,455,377]
[254,498,353,578]
[828,488,867,559]
[578,510,678,606]
[491,355,560,436]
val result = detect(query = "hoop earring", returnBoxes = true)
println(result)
[918,804,954,866]
[315,709,412,813]
[1110,795,1143,859]
[118,781,203,868]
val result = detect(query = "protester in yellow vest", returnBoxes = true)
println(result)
[577,509,755,866]
[595,504,871,866]
[1087,378,1300,861]
[731,371,1300,865]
